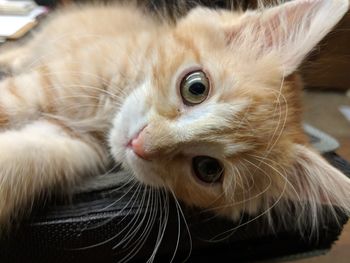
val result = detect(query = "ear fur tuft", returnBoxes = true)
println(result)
[226,0,349,75]
[284,144,350,230]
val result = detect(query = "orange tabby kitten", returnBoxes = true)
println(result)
[0,0,349,233]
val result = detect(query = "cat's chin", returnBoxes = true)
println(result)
[123,149,164,188]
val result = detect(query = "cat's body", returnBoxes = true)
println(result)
[0,5,158,225]
[0,0,349,236]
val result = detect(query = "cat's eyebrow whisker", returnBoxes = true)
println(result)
[229,100,254,142]
[239,162,256,193]
[208,158,289,242]
[241,158,273,199]
[190,165,235,214]
[199,164,249,217]
[198,166,242,222]
[252,84,288,154]
[248,153,301,202]
[232,166,242,200]
[246,155,312,230]
[235,84,288,176]
[222,166,237,202]
[203,157,273,214]
[239,159,257,189]
[265,78,288,154]
[233,165,245,190]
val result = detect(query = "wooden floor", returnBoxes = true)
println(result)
[291,90,350,263]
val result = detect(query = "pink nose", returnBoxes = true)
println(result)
[130,127,150,160]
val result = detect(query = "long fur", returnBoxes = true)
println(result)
[0,0,349,241]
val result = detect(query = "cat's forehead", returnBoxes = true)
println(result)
[156,14,284,88]
[177,7,244,29]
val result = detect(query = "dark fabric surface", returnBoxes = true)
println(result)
[0,152,349,263]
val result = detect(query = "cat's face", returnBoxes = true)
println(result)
[109,0,350,220]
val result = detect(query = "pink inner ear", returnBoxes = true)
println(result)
[234,1,320,49]
[262,1,318,46]
[224,0,348,75]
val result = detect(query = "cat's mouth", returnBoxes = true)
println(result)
[124,148,164,187]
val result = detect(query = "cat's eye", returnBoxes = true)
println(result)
[180,70,210,106]
[192,156,223,183]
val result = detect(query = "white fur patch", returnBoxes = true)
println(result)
[109,80,150,164]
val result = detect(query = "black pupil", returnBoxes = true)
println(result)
[192,156,222,183]
[189,82,205,95]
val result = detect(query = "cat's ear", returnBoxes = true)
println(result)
[227,0,349,75]
[286,144,350,213]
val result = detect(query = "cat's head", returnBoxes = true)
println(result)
[109,0,350,226]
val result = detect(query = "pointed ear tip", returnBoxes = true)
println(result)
[329,0,349,11]
[338,0,350,6]
[297,0,349,10]
[334,0,350,11]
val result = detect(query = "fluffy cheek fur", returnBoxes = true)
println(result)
[106,0,350,227]
[107,75,265,217]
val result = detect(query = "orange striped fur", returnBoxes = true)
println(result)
[0,0,349,236]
